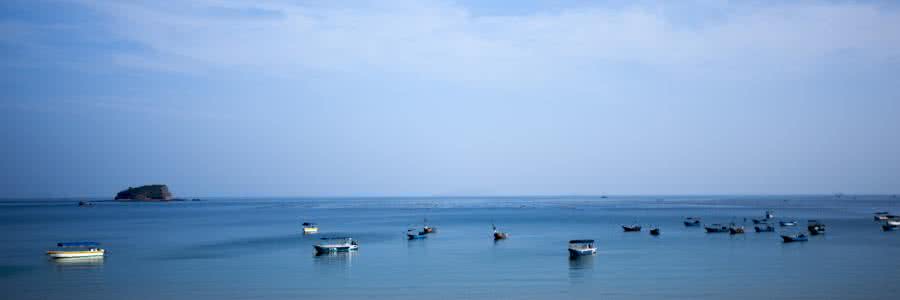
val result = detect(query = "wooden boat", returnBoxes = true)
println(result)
[683,217,701,227]
[704,224,729,233]
[649,227,660,236]
[754,224,775,232]
[422,218,436,234]
[781,233,808,243]
[729,224,745,234]
[622,225,642,232]
[568,240,596,257]
[807,220,826,235]
[314,237,358,253]
[779,220,798,227]
[302,222,319,234]
[407,229,427,240]
[47,242,105,259]
[492,224,508,240]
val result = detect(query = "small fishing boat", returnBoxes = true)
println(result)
[729,223,745,235]
[492,224,508,240]
[684,217,701,227]
[77,201,93,207]
[302,222,319,234]
[781,233,808,243]
[622,224,642,232]
[422,218,436,234]
[704,224,729,233]
[407,229,427,240]
[314,237,358,253]
[779,220,798,227]
[807,220,826,235]
[765,210,775,219]
[47,242,105,259]
[649,226,660,236]
[754,224,775,232]
[568,240,596,257]
[883,222,899,231]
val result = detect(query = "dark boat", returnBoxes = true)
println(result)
[705,224,729,233]
[649,227,660,236]
[754,224,775,232]
[422,218,436,234]
[407,229,427,240]
[77,201,93,207]
[622,225,642,232]
[729,223,745,234]
[779,220,798,227]
[492,224,508,240]
[781,233,808,243]
[807,220,826,235]
[684,217,701,227]
[568,240,596,257]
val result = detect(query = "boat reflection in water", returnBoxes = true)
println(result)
[568,255,595,280]
[51,256,105,272]
[313,250,356,274]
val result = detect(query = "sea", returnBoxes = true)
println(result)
[1,195,899,300]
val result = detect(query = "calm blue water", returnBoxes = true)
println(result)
[2,195,899,299]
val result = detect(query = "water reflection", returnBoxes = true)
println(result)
[313,251,356,269]
[568,255,595,281]
[51,256,104,272]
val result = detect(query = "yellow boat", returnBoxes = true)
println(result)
[302,222,319,234]
[47,242,105,258]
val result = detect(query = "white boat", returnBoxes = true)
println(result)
[568,240,596,256]
[302,222,319,234]
[314,237,358,253]
[47,242,105,259]
[887,220,900,226]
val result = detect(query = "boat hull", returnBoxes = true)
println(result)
[493,232,508,240]
[47,250,105,258]
[781,235,808,243]
[407,234,426,240]
[314,245,358,253]
[568,248,596,257]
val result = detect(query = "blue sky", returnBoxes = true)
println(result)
[2,0,899,198]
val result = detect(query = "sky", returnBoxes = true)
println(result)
[1,0,899,198]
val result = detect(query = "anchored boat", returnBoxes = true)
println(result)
[754,224,775,232]
[568,240,596,257]
[684,217,701,227]
[302,222,319,234]
[781,233,808,243]
[779,220,798,227]
[729,223,745,234]
[704,224,729,233]
[47,242,105,259]
[407,229,427,240]
[622,224,642,232]
[492,224,508,240]
[883,219,900,231]
[807,220,826,235]
[649,226,660,236]
[314,237,358,253]
[422,218,436,234]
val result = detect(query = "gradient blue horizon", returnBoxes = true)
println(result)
[2,1,899,198]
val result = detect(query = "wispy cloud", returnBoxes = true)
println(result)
[72,0,900,82]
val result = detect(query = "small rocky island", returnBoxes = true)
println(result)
[115,184,175,201]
